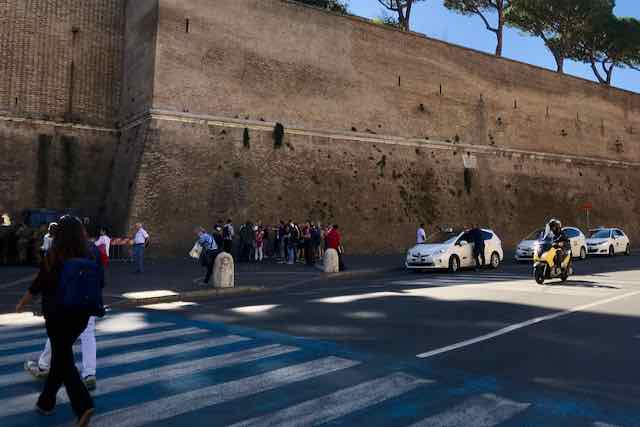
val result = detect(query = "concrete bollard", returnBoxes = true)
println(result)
[213,252,234,288]
[323,248,339,273]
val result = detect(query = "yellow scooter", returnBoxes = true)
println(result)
[533,238,572,285]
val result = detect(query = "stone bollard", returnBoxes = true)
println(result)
[323,248,339,273]
[213,252,234,288]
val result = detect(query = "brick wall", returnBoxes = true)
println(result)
[0,118,118,223]
[0,0,124,126]
[151,0,639,162]
[116,114,640,255]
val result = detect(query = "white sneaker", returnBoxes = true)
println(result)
[24,360,49,379]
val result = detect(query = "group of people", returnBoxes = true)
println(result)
[15,216,110,427]
[192,220,345,283]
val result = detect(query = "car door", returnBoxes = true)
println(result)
[456,232,473,267]
[613,229,624,253]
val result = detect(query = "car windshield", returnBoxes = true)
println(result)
[525,229,545,241]
[589,230,610,239]
[423,231,459,244]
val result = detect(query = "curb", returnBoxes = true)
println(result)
[108,286,267,308]
[322,266,403,279]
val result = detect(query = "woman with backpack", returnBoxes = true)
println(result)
[16,215,103,427]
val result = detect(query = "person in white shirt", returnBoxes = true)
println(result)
[41,222,57,254]
[132,223,149,273]
[416,224,427,244]
[95,228,111,258]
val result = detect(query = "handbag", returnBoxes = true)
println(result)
[189,242,203,259]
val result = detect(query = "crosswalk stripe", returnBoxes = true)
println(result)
[88,356,360,427]
[0,321,176,344]
[2,343,299,418]
[0,334,250,388]
[0,327,207,367]
[228,372,430,427]
[408,393,530,427]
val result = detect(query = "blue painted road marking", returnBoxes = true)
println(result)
[0,309,637,426]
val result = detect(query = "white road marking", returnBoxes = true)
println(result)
[121,290,179,299]
[409,393,530,426]
[0,326,207,367]
[88,356,360,427]
[3,344,299,418]
[417,290,640,358]
[228,372,430,427]
[0,334,250,388]
[593,422,622,427]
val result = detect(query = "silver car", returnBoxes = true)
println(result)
[515,227,588,261]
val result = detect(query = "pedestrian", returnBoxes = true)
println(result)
[131,222,149,273]
[15,215,103,427]
[94,228,111,267]
[255,226,264,262]
[288,220,299,264]
[277,220,286,262]
[326,224,345,271]
[42,223,58,255]
[212,225,223,249]
[16,223,31,264]
[239,221,254,262]
[222,219,234,254]
[469,225,486,270]
[311,222,321,262]
[195,227,218,284]
[302,221,314,266]
[416,223,427,244]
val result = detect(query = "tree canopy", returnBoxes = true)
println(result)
[294,0,349,14]
[376,0,427,31]
[573,15,640,85]
[506,0,615,74]
[444,0,511,56]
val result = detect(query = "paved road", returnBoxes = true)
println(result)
[0,254,639,426]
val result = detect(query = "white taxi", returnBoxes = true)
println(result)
[405,229,504,272]
[515,227,588,261]
[586,228,631,256]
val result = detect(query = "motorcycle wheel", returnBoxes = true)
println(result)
[534,265,545,285]
[560,270,569,282]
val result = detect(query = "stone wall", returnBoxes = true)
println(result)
[0,117,118,222]
[151,0,639,162]
[118,112,640,255]
[0,0,124,126]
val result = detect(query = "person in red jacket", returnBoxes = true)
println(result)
[325,224,345,271]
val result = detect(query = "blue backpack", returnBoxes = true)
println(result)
[57,254,105,317]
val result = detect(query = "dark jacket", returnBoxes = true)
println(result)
[29,246,104,317]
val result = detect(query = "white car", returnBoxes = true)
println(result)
[586,228,631,256]
[405,229,504,272]
[515,227,588,261]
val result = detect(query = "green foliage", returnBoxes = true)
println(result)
[273,123,285,148]
[506,0,615,73]
[372,12,402,29]
[294,0,349,14]
[243,127,250,148]
[573,15,640,85]
[443,0,510,55]
[376,0,428,31]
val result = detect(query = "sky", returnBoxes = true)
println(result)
[346,0,639,93]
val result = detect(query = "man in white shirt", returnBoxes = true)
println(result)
[416,224,427,244]
[41,222,57,254]
[132,223,149,273]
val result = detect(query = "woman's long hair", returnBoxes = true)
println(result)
[49,215,91,266]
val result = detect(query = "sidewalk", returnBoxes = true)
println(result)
[102,254,404,306]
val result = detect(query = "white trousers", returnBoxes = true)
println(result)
[38,316,97,378]
[255,246,263,261]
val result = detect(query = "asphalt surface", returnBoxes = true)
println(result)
[1,254,639,426]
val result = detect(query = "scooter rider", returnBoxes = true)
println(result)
[546,219,570,270]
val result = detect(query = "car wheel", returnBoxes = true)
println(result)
[625,244,631,256]
[579,246,587,260]
[490,252,500,269]
[448,255,460,273]
[609,245,615,257]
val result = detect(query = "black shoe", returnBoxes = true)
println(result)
[35,404,55,416]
